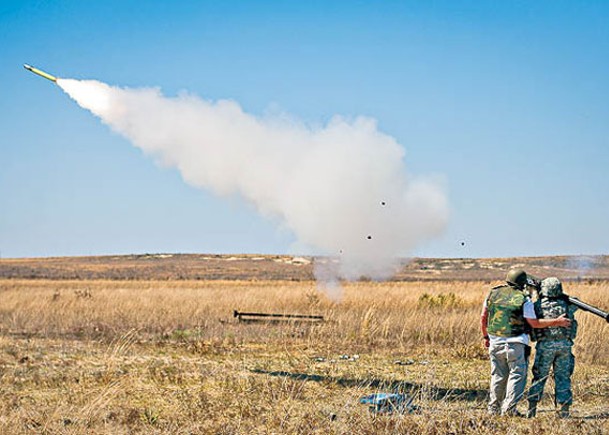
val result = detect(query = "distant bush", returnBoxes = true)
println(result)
[417,292,464,309]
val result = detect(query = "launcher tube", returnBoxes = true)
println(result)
[567,296,609,322]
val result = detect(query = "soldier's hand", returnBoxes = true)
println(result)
[483,336,490,348]
[555,314,571,328]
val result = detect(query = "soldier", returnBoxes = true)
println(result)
[480,269,571,416]
[527,277,578,418]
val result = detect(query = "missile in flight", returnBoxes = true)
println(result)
[23,64,57,83]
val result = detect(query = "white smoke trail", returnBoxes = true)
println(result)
[57,78,448,286]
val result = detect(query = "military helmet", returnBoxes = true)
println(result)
[540,277,563,298]
[506,268,528,289]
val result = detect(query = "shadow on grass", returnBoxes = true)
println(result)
[579,412,609,420]
[251,369,487,402]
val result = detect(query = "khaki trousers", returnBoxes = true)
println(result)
[488,341,529,415]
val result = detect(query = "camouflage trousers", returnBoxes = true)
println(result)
[527,340,575,405]
[488,341,529,415]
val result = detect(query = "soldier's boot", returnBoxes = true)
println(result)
[558,403,570,418]
[526,401,537,418]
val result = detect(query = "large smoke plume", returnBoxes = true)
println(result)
[58,78,448,288]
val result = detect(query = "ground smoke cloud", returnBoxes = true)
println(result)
[58,78,448,286]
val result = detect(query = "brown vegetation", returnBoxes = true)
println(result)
[0,278,607,433]
[2,254,609,281]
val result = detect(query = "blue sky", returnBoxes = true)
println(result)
[1,0,608,259]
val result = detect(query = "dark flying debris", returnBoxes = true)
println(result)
[381,201,386,206]
[367,235,372,240]
[460,241,466,247]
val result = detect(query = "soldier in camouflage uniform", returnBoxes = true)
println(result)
[481,269,571,416]
[527,277,577,418]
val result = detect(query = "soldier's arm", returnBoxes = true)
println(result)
[480,301,490,347]
[524,299,571,328]
[526,315,571,328]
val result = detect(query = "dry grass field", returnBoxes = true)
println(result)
[0,274,608,434]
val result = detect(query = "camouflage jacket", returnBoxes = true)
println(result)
[532,296,578,342]
[486,284,530,337]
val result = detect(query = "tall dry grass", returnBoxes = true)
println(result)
[0,279,607,362]
[0,279,607,434]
